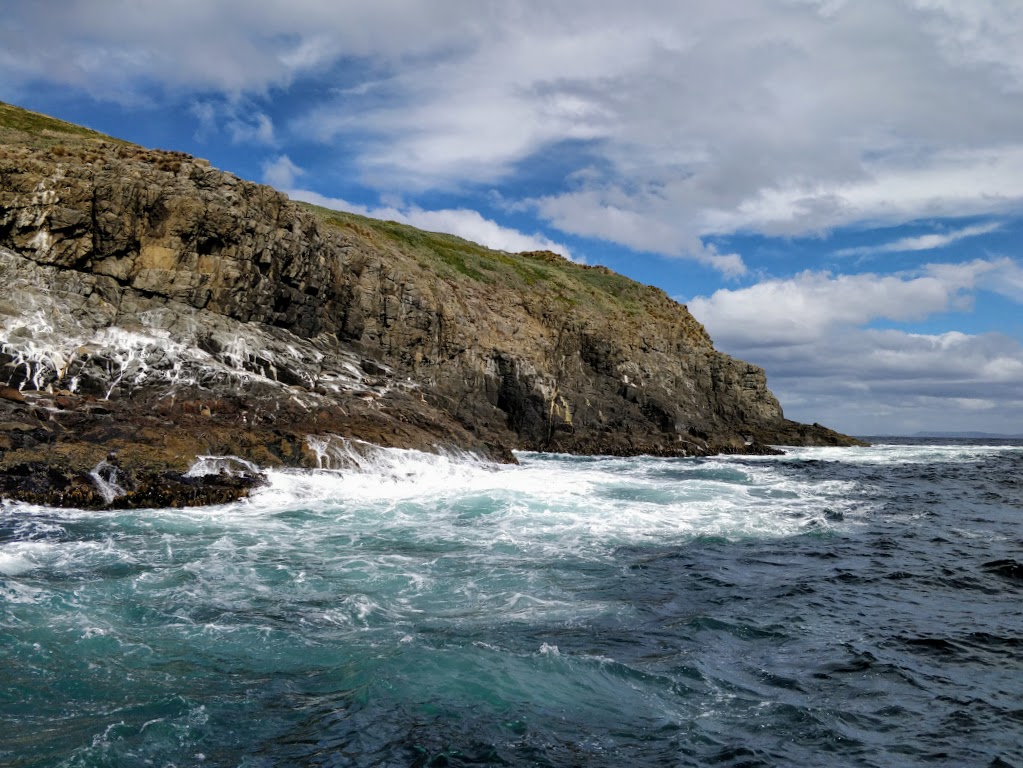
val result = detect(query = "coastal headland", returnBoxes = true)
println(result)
[0,102,863,507]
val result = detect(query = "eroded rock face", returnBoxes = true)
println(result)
[0,131,862,506]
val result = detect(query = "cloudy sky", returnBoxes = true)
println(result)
[3,0,1022,436]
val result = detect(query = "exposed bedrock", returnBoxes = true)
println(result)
[0,118,863,506]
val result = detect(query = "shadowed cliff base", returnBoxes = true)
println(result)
[0,101,865,507]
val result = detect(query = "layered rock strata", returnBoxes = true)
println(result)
[0,104,862,507]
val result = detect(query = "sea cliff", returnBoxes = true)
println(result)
[0,102,862,507]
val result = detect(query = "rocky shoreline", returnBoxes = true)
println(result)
[0,102,864,508]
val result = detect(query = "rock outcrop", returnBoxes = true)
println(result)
[0,102,863,507]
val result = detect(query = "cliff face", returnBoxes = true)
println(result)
[0,103,861,506]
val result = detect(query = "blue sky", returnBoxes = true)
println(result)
[3,0,1022,436]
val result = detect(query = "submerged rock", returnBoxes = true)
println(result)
[0,101,865,508]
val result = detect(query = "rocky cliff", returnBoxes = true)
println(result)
[0,102,862,507]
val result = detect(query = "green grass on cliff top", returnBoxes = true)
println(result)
[0,100,123,147]
[0,100,678,320]
[297,202,669,316]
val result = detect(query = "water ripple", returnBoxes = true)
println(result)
[1,440,1022,766]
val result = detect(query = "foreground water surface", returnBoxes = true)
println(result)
[2,440,1021,767]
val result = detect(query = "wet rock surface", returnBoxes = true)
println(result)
[0,104,864,507]
[0,457,264,509]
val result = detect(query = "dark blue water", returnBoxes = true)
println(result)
[1,440,1021,766]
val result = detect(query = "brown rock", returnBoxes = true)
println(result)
[0,386,25,404]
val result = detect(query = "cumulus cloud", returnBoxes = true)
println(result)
[531,191,747,275]
[322,0,1023,260]
[699,148,1023,237]
[261,155,305,188]
[687,259,1023,433]
[0,0,471,97]
[688,259,1021,347]
[289,189,574,259]
[910,0,1023,86]
[751,327,1023,435]
[4,1,1023,269]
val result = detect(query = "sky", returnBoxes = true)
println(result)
[2,0,1022,436]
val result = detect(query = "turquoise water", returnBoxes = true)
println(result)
[2,442,1021,766]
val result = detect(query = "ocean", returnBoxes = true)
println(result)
[1,439,1020,767]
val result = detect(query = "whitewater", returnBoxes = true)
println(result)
[2,440,1021,767]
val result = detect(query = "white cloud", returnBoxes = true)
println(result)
[756,327,1023,435]
[977,258,1023,302]
[834,222,1003,257]
[0,0,469,97]
[910,0,1023,88]
[688,264,986,347]
[262,155,305,188]
[189,100,277,146]
[289,189,574,259]
[227,112,275,145]
[531,191,747,275]
[5,1,1023,268]
[686,259,1023,434]
[190,100,218,141]
[700,147,1023,237]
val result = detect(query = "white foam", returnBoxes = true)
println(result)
[0,444,908,640]
[0,547,38,576]
[776,442,1022,466]
[89,459,126,504]
[0,526,147,591]
[185,455,260,478]
[2,441,870,568]
[0,540,78,576]
[232,443,867,565]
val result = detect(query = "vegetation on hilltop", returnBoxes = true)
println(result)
[297,202,693,324]
[0,100,126,148]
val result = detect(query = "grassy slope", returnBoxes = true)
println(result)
[296,202,698,329]
[0,100,127,148]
